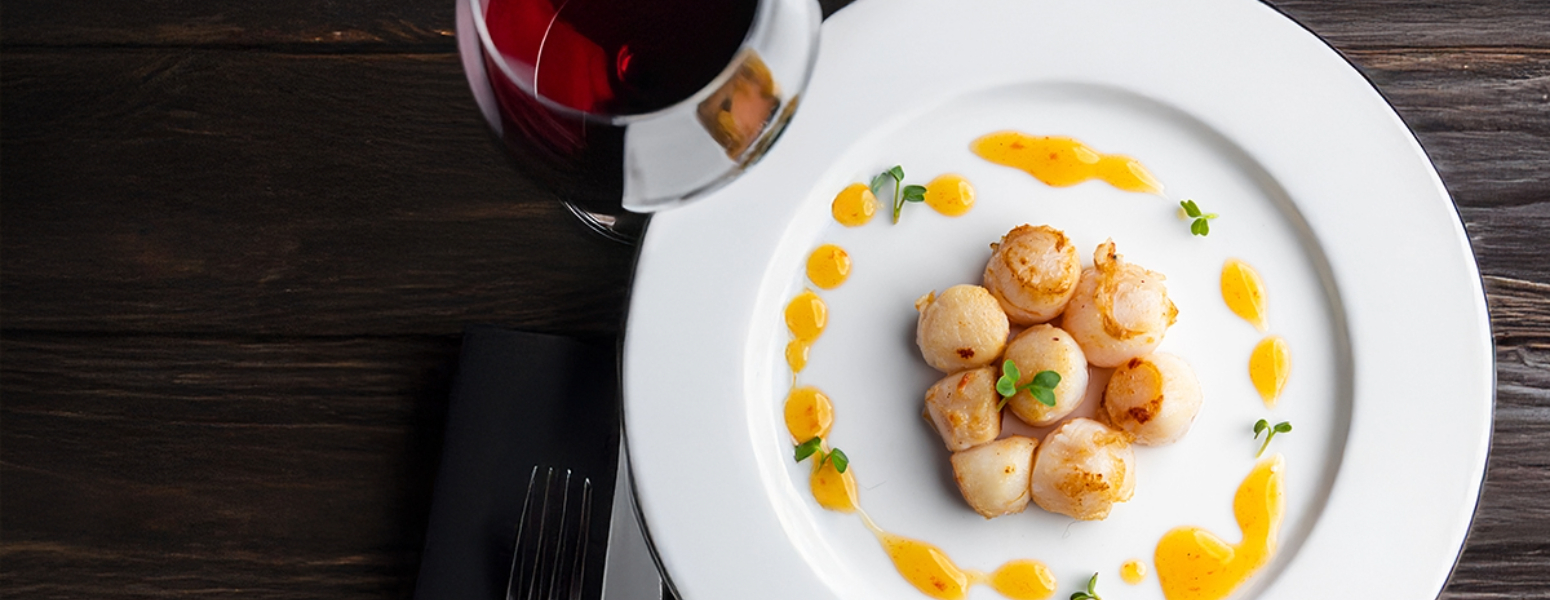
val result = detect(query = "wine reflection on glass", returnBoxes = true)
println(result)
[458,0,822,241]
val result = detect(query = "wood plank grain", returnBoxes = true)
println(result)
[0,0,843,49]
[1445,276,1550,600]
[1,51,637,337]
[1269,0,1550,50]
[0,0,455,48]
[0,334,460,598]
[4,0,1546,50]
[1271,0,1550,50]
[1346,49,1550,211]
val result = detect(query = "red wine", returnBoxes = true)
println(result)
[483,0,758,116]
[477,0,759,214]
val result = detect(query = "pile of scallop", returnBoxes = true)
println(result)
[917,224,1202,521]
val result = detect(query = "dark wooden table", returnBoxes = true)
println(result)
[3,0,1547,597]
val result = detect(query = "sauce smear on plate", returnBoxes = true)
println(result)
[862,525,1055,600]
[971,132,1162,194]
[811,458,859,512]
[806,244,851,289]
[1249,335,1290,408]
[784,290,827,373]
[875,531,974,599]
[923,174,976,216]
[989,559,1057,600]
[1220,259,1269,332]
[783,386,833,441]
[1154,455,1285,600]
[1120,559,1147,584]
[831,183,878,227]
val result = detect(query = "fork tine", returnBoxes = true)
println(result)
[506,466,540,600]
[530,467,557,600]
[567,477,592,600]
[544,469,573,599]
[506,466,596,600]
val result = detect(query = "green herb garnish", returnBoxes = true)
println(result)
[871,165,929,223]
[995,359,1061,409]
[1070,572,1103,600]
[826,448,850,473]
[794,436,823,462]
[794,436,850,473]
[1181,199,1219,236]
[1253,419,1292,457]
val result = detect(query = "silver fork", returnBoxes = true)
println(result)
[507,466,594,600]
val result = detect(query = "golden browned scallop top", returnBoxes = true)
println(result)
[983,224,1082,324]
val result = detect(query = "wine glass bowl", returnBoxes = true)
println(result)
[458,0,821,238]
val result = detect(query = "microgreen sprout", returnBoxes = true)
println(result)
[1180,199,1219,236]
[1253,419,1293,457]
[1070,572,1103,600]
[995,359,1061,410]
[794,436,823,462]
[794,436,850,473]
[825,448,849,473]
[871,166,928,223]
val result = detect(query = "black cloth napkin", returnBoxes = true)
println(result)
[415,325,620,600]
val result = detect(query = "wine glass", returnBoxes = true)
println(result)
[457,0,822,241]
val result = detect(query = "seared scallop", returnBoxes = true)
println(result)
[1001,324,1089,427]
[982,224,1082,324]
[951,436,1037,518]
[1063,240,1178,367]
[924,367,1001,452]
[916,285,1011,372]
[1029,418,1136,520]
[1102,352,1203,445]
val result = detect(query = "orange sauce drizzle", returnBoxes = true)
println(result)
[971,132,1162,194]
[783,289,826,377]
[990,559,1057,600]
[875,530,975,600]
[923,174,976,216]
[1220,259,1269,332]
[784,289,827,342]
[832,182,879,227]
[1249,335,1290,408]
[785,339,811,374]
[811,457,860,513]
[806,244,851,289]
[783,386,833,442]
[1120,559,1147,585]
[1155,455,1285,600]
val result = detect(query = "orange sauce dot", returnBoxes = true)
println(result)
[831,182,878,227]
[810,458,859,513]
[785,339,811,373]
[877,532,972,600]
[784,290,826,343]
[1119,559,1147,585]
[806,244,851,289]
[989,559,1056,600]
[1249,335,1291,408]
[783,386,833,442]
[1155,455,1285,600]
[1220,258,1269,332]
[923,174,976,216]
[971,132,1163,194]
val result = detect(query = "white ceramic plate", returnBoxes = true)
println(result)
[622,1,1494,599]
